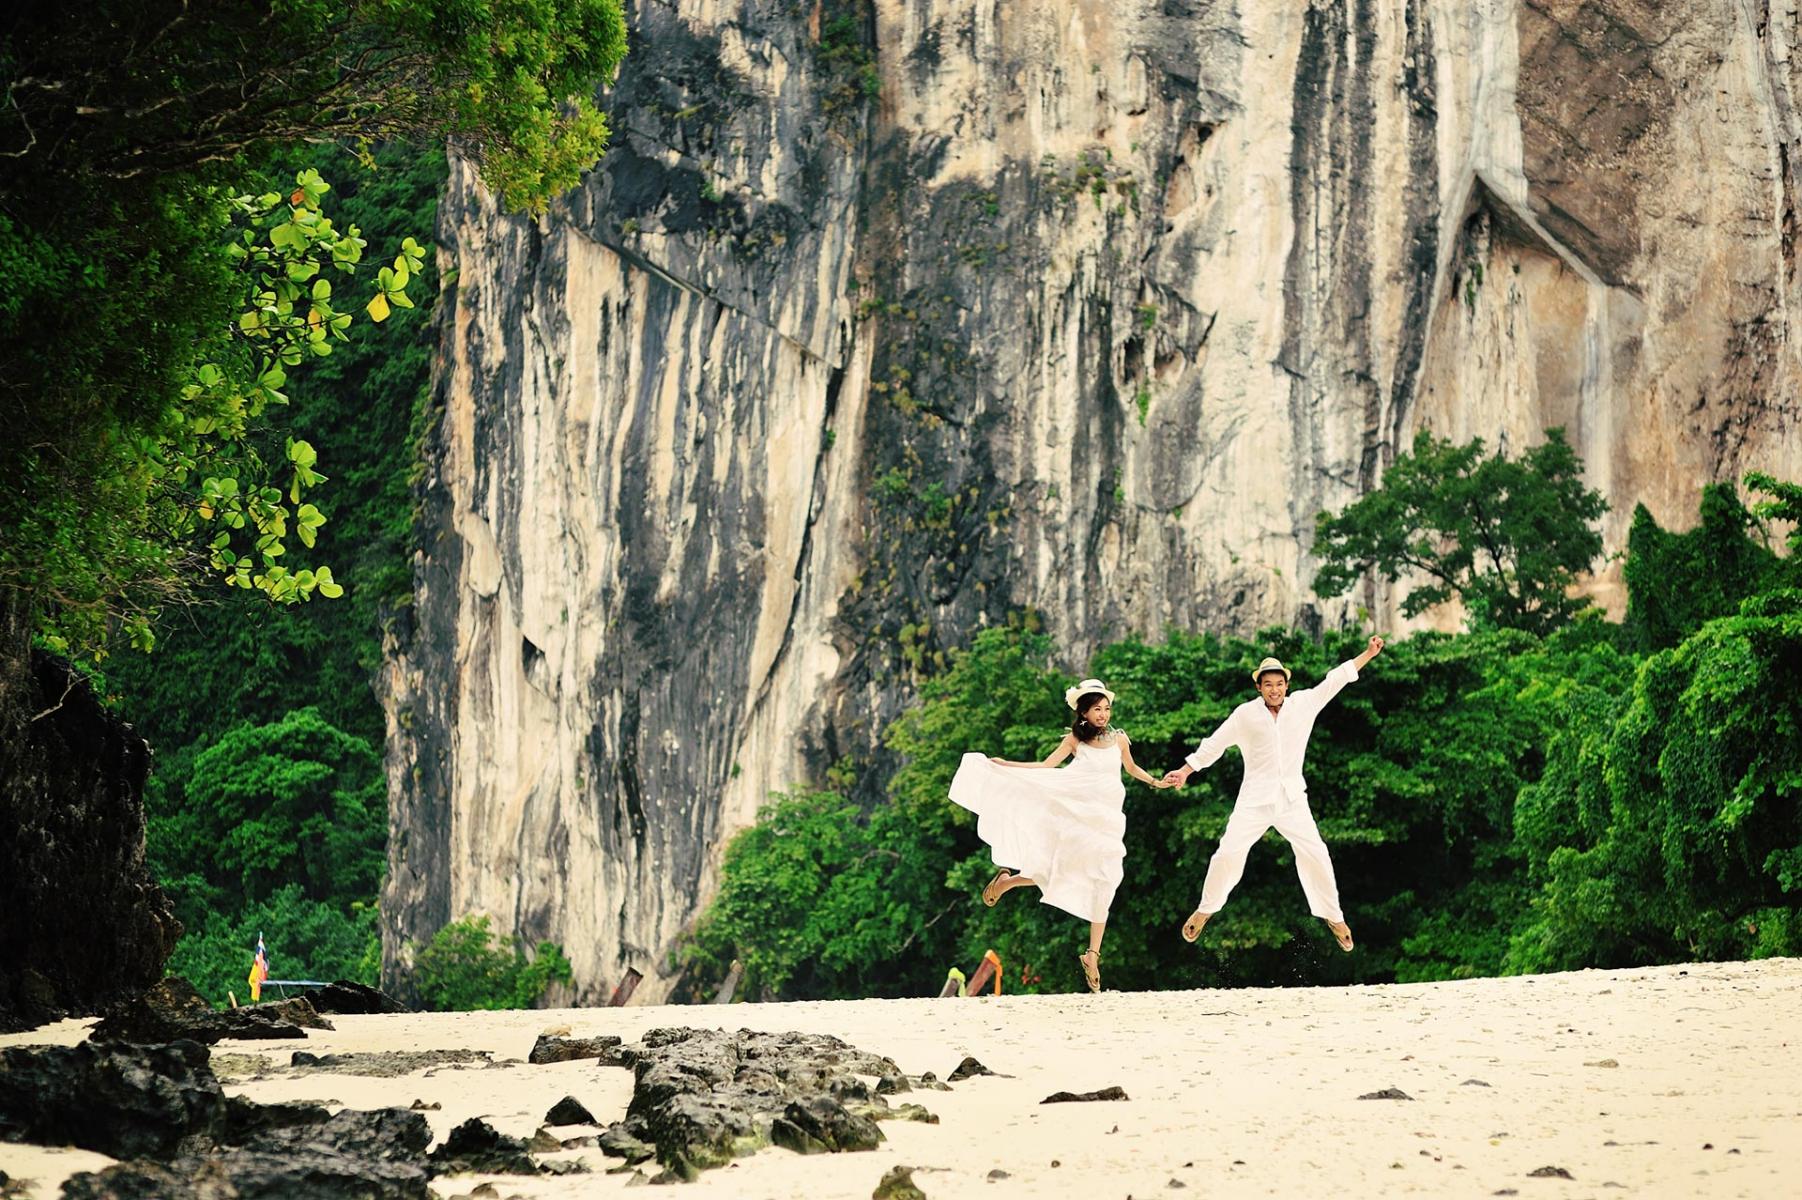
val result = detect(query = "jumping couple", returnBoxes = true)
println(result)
[947,635,1385,992]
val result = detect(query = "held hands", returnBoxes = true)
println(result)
[1159,765,1194,789]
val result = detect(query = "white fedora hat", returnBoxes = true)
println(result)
[1065,678,1116,709]
[1251,657,1292,683]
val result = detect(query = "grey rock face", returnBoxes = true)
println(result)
[0,601,179,1031]
[383,0,1802,998]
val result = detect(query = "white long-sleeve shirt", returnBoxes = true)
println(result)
[1183,659,1361,812]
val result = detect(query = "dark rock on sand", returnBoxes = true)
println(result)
[947,1056,996,1082]
[89,978,322,1045]
[289,1048,492,1077]
[598,1028,906,1176]
[243,1107,434,1161]
[768,1095,884,1154]
[876,1103,939,1124]
[0,1040,224,1157]
[873,1164,927,1200]
[429,1118,537,1175]
[62,1146,433,1200]
[527,1033,627,1065]
[545,1096,597,1126]
[296,981,408,1015]
[60,1158,238,1200]
[223,1095,332,1144]
[216,1145,432,1199]
[1528,1166,1574,1179]
[1357,1087,1414,1100]
[1040,1086,1130,1104]
[599,1122,657,1163]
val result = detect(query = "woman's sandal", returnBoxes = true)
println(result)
[1327,920,1354,952]
[982,870,1014,907]
[1180,909,1211,943]
[1077,949,1102,993]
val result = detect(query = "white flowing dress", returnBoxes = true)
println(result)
[948,732,1128,923]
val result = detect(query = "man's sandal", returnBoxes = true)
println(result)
[1327,920,1354,952]
[1180,909,1211,943]
[982,870,1014,907]
[1077,948,1102,993]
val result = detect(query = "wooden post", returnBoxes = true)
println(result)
[937,967,966,998]
[713,960,743,1004]
[608,968,643,1007]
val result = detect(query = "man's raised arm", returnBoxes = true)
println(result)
[1309,635,1386,712]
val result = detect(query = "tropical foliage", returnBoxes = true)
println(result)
[689,472,1802,998]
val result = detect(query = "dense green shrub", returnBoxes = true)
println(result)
[414,915,574,1012]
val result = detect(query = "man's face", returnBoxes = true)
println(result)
[1257,672,1288,708]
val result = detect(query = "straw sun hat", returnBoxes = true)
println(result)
[1064,678,1116,709]
[1251,657,1292,683]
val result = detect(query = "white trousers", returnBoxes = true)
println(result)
[1197,801,1343,922]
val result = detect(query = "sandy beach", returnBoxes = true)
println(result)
[3,958,1799,1199]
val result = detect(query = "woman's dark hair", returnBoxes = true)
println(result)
[1071,692,1110,744]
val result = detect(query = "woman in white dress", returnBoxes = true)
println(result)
[948,678,1173,992]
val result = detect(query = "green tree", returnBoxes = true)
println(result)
[2,0,628,662]
[104,143,446,755]
[1747,472,1802,549]
[1622,483,1781,652]
[686,790,874,997]
[2,0,628,212]
[413,915,574,1011]
[6,165,426,658]
[1510,588,1802,970]
[150,708,385,933]
[1314,428,1607,633]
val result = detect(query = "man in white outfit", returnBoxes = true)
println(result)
[1160,635,1384,951]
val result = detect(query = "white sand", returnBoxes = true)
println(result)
[4,959,1800,1198]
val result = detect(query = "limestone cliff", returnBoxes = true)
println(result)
[380,0,1802,1001]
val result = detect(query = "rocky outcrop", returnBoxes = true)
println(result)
[0,600,179,1030]
[591,1026,919,1180]
[382,0,1802,999]
[1,1040,477,1200]
[90,978,328,1045]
